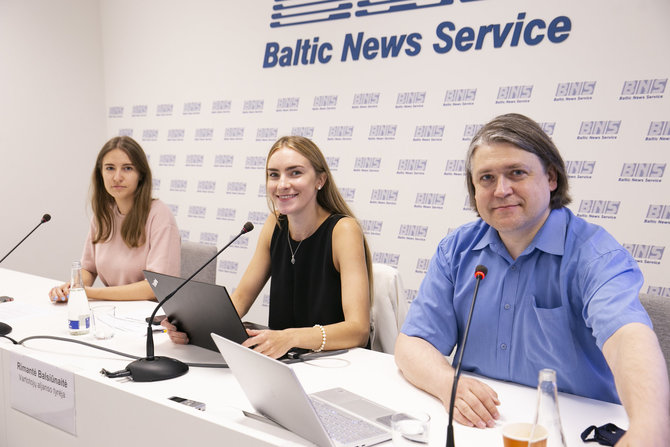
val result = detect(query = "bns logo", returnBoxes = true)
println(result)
[622,243,664,264]
[270,0,484,28]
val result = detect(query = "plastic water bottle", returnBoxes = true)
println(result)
[67,261,90,335]
[529,369,567,447]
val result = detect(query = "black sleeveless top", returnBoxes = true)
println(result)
[269,214,345,330]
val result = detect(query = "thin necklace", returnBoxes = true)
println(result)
[287,230,304,265]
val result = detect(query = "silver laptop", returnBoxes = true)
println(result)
[211,333,393,447]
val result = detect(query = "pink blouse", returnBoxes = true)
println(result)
[81,199,181,286]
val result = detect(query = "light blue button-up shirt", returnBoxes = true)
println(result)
[402,207,651,403]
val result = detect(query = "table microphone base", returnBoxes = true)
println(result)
[126,356,189,382]
[0,322,12,336]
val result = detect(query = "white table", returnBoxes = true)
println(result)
[0,268,628,446]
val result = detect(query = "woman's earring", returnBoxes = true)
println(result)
[317,185,322,190]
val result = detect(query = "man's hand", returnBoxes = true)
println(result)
[449,376,501,428]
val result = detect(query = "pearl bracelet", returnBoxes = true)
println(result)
[313,324,326,352]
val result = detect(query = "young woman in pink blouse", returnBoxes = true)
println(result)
[49,136,181,302]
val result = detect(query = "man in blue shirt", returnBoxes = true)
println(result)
[395,113,669,446]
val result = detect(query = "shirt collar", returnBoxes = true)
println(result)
[473,208,567,256]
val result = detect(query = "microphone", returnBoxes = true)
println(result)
[446,264,487,447]
[0,214,51,339]
[0,214,51,264]
[121,221,254,382]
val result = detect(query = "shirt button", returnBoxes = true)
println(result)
[504,304,511,310]
[500,343,508,350]
[510,265,517,271]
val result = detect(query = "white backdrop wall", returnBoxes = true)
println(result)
[0,0,105,281]
[100,0,670,323]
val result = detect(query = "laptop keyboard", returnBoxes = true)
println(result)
[310,397,387,444]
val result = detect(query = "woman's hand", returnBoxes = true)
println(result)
[49,283,71,303]
[161,318,190,344]
[242,328,293,359]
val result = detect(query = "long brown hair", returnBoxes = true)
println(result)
[266,136,374,301]
[91,136,153,247]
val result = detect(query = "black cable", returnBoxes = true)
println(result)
[17,335,229,369]
[1,334,18,344]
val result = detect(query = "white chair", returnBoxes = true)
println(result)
[180,240,217,284]
[370,263,409,354]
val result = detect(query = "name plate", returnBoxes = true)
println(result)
[10,352,76,435]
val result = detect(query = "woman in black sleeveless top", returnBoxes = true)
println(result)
[165,136,373,359]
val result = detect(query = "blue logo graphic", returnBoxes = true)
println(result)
[212,100,232,114]
[132,105,148,117]
[361,219,383,236]
[108,106,123,118]
[224,127,244,141]
[197,181,216,194]
[195,128,214,141]
[226,182,247,195]
[369,124,397,140]
[248,211,269,225]
[539,122,556,136]
[218,260,239,274]
[577,120,621,140]
[340,187,356,202]
[217,208,236,221]
[619,78,667,100]
[199,232,218,246]
[328,126,354,140]
[167,129,185,141]
[245,156,266,170]
[370,189,399,205]
[183,102,202,115]
[462,123,483,141]
[352,92,380,109]
[397,159,427,175]
[622,243,664,265]
[277,97,300,112]
[444,159,465,176]
[214,154,234,168]
[257,127,279,142]
[354,157,382,172]
[554,81,595,102]
[118,128,133,137]
[444,88,476,106]
[415,258,430,274]
[156,104,173,116]
[185,154,204,167]
[566,160,595,179]
[646,286,670,298]
[270,1,484,28]
[618,163,665,183]
[398,224,428,240]
[496,85,533,104]
[645,204,670,224]
[413,125,444,142]
[187,206,207,219]
[372,252,400,268]
[243,100,264,114]
[414,193,445,209]
[646,121,670,141]
[291,126,315,137]
[142,129,158,141]
[167,204,179,216]
[396,92,426,108]
[577,200,620,220]
[159,154,176,167]
[313,95,338,110]
[152,178,161,191]
[326,156,340,171]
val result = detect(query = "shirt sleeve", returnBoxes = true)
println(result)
[144,201,181,277]
[580,245,651,349]
[401,239,459,355]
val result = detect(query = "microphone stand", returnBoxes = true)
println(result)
[0,214,51,337]
[446,265,487,447]
[123,223,253,382]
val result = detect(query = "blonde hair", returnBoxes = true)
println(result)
[266,136,374,301]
